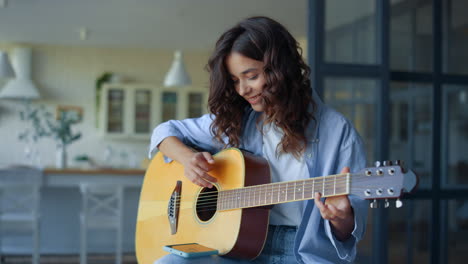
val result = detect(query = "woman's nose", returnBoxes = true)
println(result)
[237,81,250,96]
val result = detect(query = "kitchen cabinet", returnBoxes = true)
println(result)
[100,83,208,139]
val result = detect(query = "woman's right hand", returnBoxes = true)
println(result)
[182,152,217,188]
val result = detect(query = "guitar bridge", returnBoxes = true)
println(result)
[167,181,182,235]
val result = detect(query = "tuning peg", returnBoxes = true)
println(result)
[383,160,392,166]
[384,199,390,208]
[370,199,378,208]
[396,198,403,208]
[394,160,407,172]
[374,161,381,167]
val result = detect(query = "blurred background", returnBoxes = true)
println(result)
[0,0,467,263]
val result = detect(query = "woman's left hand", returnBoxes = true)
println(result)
[314,166,355,241]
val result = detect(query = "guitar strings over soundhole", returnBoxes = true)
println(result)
[196,186,218,222]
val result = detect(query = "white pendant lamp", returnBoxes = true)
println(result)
[163,50,191,87]
[0,51,15,78]
[0,47,40,100]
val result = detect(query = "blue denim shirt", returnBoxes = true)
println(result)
[149,100,368,264]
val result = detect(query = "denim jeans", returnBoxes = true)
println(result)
[253,225,297,264]
[155,225,298,264]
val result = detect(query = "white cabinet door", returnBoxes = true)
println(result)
[129,86,154,140]
[100,84,208,140]
[101,85,128,139]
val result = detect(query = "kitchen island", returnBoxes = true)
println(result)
[6,168,145,255]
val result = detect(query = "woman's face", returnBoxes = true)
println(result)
[226,52,267,112]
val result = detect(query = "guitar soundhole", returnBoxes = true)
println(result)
[196,186,218,222]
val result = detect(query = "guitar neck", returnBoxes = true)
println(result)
[217,173,350,211]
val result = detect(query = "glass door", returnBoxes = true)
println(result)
[134,89,151,134]
[106,88,125,133]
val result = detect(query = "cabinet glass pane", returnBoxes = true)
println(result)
[390,82,432,188]
[388,200,431,264]
[443,0,468,74]
[448,199,468,263]
[324,78,377,164]
[442,85,468,187]
[325,0,376,64]
[162,91,177,122]
[107,89,124,133]
[135,90,151,133]
[390,0,433,72]
[188,92,203,118]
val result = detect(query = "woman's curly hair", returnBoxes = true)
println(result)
[206,16,316,158]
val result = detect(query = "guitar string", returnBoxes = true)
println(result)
[173,173,386,201]
[174,175,392,210]
[194,185,391,213]
[195,186,370,209]
[177,175,390,206]
[185,184,390,210]
[194,185,382,213]
[191,185,391,213]
[175,174,352,204]
[173,173,353,199]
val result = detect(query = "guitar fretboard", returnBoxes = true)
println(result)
[217,173,350,211]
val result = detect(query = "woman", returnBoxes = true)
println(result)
[150,16,368,264]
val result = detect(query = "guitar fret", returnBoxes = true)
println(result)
[312,178,315,197]
[270,184,273,205]
[232,189,236,209]
[295,181,303,200]
[302,181,305,200]
[242,188,246,208]
[218,174,353,211]
[271,184,279,204]
[239,189,243,208]
[346,174,350,194]
[322,178,325,196]
[225,190,228,210]
[223,190,227,210]
[220,191,224,210]
[293,182,296,201]
[256,186,260,207]
[303,180,312,200]
[333,175,336,195]
[276,183,280,203]
[287,182,294,202]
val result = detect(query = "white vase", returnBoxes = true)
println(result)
[56,143,67,169]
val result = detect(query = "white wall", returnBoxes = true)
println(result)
[0,43,211,168]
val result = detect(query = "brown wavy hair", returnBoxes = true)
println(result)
[206,16,316,158]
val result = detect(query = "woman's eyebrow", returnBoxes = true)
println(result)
[241,68,258,75]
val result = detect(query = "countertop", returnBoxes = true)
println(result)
[44,168,146,175]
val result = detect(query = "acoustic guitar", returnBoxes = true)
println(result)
[135,148,417,263]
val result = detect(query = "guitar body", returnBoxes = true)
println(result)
[136,148,271,264]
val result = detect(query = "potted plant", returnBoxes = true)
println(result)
[47,109,82,168]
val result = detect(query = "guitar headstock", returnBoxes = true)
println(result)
[351,160,418,208]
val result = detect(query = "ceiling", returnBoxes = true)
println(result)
[0,0,307,51]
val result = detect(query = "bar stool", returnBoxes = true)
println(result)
[0,167,42,264]
[79,183,124,264]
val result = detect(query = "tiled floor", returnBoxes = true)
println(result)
[0,254,137,264]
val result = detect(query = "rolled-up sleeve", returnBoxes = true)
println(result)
[324,137,368,261]
[148,114,223,160]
